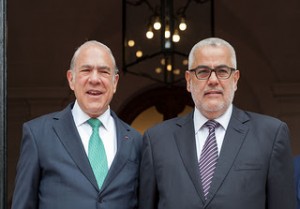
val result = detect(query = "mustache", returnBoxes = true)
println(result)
[204,88,223,94]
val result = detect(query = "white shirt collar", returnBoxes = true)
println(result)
[71,100,111,130]
[193,104,233,133]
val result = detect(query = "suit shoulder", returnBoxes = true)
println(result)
[24,104,72,128]
[233,107,282,124]
[24,111,60,127]
[244,110,284,124]
[235,108,288,132]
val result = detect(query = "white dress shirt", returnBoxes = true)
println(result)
[194,104,233,160]
[71,101,117,169]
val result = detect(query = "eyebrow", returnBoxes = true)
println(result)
[80,64,111,71]
[192,64,235,69]
[194,64,230,69]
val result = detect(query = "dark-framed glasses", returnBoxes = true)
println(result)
[188,65,236,80]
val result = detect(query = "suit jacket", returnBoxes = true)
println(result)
[12,103,142,209]
[295,156,300,209]
[139,106,296,209]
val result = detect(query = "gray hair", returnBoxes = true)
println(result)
[69,40,119,74]
[188,37,237,69]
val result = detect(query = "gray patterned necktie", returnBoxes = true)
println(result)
[198,120,219,199]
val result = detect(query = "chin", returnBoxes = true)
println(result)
[203,102,225,113]
[84,106,104,116]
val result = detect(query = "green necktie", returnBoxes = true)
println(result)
[87,118,108,189]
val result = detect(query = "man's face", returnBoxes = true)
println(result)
[67,45,119,118]
[185,45,239,119]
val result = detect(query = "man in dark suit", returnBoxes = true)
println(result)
[295,156,300,209]
[11,40,142,209]
[138,37,296,209]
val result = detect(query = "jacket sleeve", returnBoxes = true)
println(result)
[267,122,296,209]
[11,123,40,209]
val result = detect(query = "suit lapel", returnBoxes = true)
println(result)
[174,112,206,203]
[100,111,133,193]
[52,104,99,190]
[204,107,250,205]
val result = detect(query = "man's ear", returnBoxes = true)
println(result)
[67,70,75,90]
[185,71,191,92]
[113,74,119,93]
[233,70,240,91]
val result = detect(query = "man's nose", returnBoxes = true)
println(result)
[89,70,100,82]
[208,71,218,81]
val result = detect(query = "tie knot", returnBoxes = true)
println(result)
[87,118,102,129]
[205,120,218,130]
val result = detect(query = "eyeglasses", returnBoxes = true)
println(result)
[188,65,236,80]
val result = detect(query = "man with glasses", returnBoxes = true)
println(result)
[138,37,296,209]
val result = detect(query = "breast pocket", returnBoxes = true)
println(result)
[235,163,262,171]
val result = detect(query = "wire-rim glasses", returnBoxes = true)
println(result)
[188,65,236,80]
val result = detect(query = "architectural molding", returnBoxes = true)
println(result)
[272,83,300,97]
